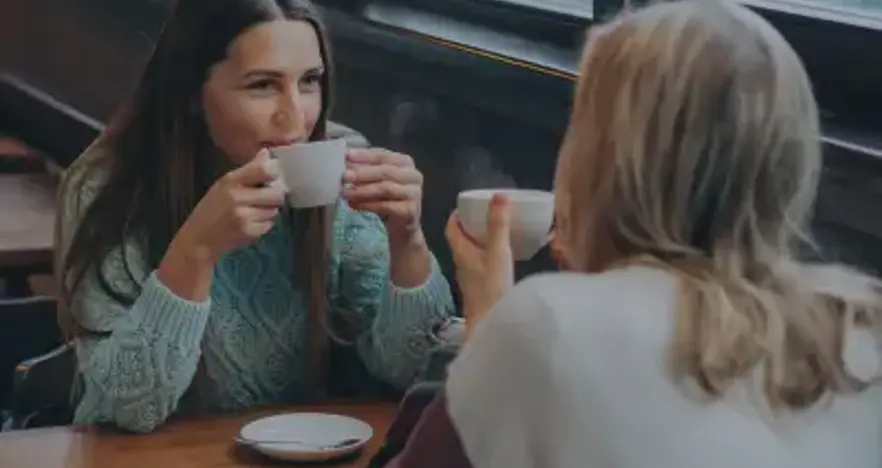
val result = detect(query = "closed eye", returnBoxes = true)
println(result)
[300,68,324,90]
[246,79,278,91]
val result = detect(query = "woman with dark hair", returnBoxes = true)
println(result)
[55,0,454,433]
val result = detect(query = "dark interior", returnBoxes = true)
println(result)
[0,0,880,282]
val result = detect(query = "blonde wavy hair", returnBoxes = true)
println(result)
[553,0,882,410]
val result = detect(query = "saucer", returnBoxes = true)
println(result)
[236,412,373,462]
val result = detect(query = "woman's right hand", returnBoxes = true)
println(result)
[445,194,514,341]
[178,149,286,261]
[158,150,285,300]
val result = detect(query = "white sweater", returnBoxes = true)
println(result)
[446,266,882,468]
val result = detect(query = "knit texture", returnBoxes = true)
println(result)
[57,142,455,433]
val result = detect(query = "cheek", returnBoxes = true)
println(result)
[203,94,274,166]
[301,92,323,137]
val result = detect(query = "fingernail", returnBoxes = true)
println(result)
[491,193,508,206]
[342,169,355,181]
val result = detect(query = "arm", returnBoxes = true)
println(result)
[57,157,211,433]
[330,204,455,389]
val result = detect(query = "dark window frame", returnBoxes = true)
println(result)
[322,0,881,155]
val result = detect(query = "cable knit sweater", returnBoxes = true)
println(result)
[56,127,455,433]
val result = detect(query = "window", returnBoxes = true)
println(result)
[741,0,882,25]
[492,0,593,18]
[328,0,880,135]
[490,0,882,20]
[788,0,882,14]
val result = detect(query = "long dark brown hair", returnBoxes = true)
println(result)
[59,0,335,394]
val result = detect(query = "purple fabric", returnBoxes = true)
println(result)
[384,392,473,468]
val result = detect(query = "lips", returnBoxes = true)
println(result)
[262,139,301,148]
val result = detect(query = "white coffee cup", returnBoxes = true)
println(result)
[270,139,347,208]
[456,188,555,261]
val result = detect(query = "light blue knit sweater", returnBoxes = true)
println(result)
[57,139,455,433]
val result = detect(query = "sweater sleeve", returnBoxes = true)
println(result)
[330,204,455,389]
[57,151,211,433]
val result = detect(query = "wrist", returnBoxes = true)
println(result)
[387,224,427,252]
[157,228,217,301]
[461,305,489,343]
[168,226,217,268]
[387,226,432,288]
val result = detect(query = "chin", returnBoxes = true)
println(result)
[229,148,261,166]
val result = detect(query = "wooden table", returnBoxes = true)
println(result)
[0,402,398,468]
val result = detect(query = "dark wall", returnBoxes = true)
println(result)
[0,0,880,283]
[0,0,163,122]
[0,1,563,284]
[331,65,561,279]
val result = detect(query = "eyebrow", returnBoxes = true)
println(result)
[243,66,325,80]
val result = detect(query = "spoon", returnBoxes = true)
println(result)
[235,436,362,450]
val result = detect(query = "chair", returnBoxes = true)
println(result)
[3,342,77,430]
[0,296,76,430]
[367,346,459,468]
[0,296,62,406]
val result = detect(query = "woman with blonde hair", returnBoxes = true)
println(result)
[380,1,882,467]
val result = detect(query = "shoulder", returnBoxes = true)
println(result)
[448,266,681,416]
[326,121,370,149]
[59,138,114,219]
[472,266,680,358]
[55,137,151,279]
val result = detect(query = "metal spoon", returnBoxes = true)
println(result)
[235,436,362,450]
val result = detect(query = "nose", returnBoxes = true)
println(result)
[271,87,307,141]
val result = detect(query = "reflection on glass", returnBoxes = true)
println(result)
[492,0,593,18]
[794,0,882,13]
[493,0,882,18]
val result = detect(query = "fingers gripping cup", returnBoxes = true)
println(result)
[270,139,347,208]
[456,189,555,261]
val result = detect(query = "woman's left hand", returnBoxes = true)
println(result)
[343,148,424,241]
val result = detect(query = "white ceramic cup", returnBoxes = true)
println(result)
[270,139,347,208]
[456,188,555,261]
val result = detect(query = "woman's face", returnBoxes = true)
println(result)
[201,19,324,166]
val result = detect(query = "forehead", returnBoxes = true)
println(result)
[225,19,324,72]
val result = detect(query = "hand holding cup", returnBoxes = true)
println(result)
[177,149,286,262]
[446,189,554,339]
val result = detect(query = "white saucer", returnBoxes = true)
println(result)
[236,413,373,462]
